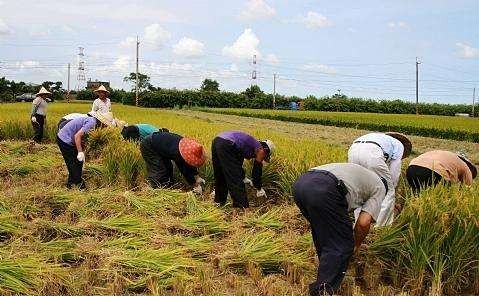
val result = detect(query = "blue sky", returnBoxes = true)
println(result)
[1,0,478,104]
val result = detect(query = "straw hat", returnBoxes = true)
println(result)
[36,86,51,96]
[386,132,412,159]
[179,138,206,168]
[94,85,110,94]
[114,119,127,129]
[260,139,275,162]
[91,111,114,126]
[457,152,477,179]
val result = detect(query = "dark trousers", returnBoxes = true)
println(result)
[32,114,45,143]
[211,137,248,208]
[57,137,85,189]
[140,137,174,188]
[406,165,443,194]
[293,171,354,296]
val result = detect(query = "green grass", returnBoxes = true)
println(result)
[198,108,479,142]
[0,102,478,295]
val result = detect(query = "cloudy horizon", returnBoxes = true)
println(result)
[1,0,478,104]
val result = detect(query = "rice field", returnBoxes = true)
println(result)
[0,102,478,295]
[198,108,479,142]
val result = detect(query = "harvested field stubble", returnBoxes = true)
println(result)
[0,102,477,295]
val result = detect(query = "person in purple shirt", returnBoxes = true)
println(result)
[57,112,114,189]
[211,131,275,209]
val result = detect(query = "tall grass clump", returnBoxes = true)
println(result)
[369,183,479,295]
[92,129,145,189]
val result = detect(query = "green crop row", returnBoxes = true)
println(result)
[198,108,479,143]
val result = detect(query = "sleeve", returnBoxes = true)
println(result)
[91,100,98,112]
[252,160,263,189]
[361,184,386,222]
[31,98,40,116]
[176,159,198,185]
[80,118,96,134]
[389,158,402,187]
[460,166,473,185]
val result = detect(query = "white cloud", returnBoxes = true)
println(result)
[388,21,408,30]
[29,26,51,37]
[120,36,136,49]
[264,53,279,65]
[456,42,479,59]
[230,64,239,72]
[113,55,132,71]
[302,63,337,75]
[15,60,40,69]
[293,12,332,29]
[239,0,276,20]
[0,18,11,35]
[144,23,171,49]
[222,28,261,61]
[172,37,205,58]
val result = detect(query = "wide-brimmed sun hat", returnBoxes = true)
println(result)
[179,137,206,168]
[90,111,114,126]
[114,119,127,129]
[457,152,477,179]
[36,86,51,96]
[260,139,275,162]
[386,132,412,159]
[94,85,110,94]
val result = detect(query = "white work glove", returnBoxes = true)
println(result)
[192,184,203,195]
[77,152,85,162]
[31,116,37,123]
[243,177,253,187]
[256,188,266,198]
[195,176,206,185]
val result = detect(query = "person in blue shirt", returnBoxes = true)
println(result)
[121,124,169,141]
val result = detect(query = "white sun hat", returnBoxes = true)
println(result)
[36,86,52,96]
[94,85,110,94]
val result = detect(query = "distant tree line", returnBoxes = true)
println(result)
[2,74,477,116]
[0,77,65,102]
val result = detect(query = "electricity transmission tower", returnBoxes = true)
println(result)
[76,47,86,90]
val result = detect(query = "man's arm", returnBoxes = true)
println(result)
[91,100,98,113]
[354,211,373,251]
[74,130,85,152]
[389,158,402,187]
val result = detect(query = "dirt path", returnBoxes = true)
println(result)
[172,109,479,162]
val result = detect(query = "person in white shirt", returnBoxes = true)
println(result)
[91,85,111,113]
[348,132,412,226]
[30,86,51,143]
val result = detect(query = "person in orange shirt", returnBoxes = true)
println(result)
[406,150,477,194]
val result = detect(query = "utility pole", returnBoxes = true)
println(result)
[472,87,476,117]
[67,63,70,102]
[416,57,421,115]
[135,35,139,107]
[251,54,257,86]
[273,73,276,109]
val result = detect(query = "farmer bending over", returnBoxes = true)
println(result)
[140,131,206,194]
[348,132,411,226]
[293,163,386,296]
[30,86,51,143]
[211,131,275,209]
[407,150,477,194]
[121,123,169,142]
[57,112,114,189]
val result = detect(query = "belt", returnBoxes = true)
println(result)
[353,141,390,161]
[310,170,349,197]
